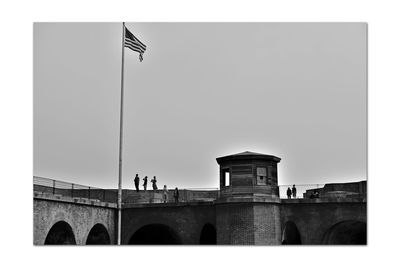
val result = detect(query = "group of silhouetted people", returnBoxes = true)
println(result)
[286,184,297,199]
[286,184,320,199]
[134,174,158,192]
[133,174,180,203]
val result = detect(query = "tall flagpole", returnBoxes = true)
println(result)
[117,22,126,245]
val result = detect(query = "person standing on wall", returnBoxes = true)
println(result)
[292,184,297,198]
[134,174,140,192]
[142,176,148,191]
[286,187,292,199]
[173,187,179,203]
[163,185,168,203]
[151,176,158,191]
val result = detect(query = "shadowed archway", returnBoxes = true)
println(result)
[322,220,366,244]
[128,224,182,244]
[282,221,302,245]
[44,221,76,245]
[199,223,216,244]
[86,223,111,245]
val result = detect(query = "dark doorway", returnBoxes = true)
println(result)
[322,220,366,244]
[282,221,301,245]
[86,223,111,245]
[44,221,76,245]
[199,223,217,244]
[128,224,181,244]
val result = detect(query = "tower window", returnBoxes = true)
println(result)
[268,166,276,184]
[223,169,230,186]
[257,167,267,185]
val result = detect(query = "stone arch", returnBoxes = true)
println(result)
[44,221,76,245]
[282,221,301,245]
[199,223,217,244]
[128,224,182,244]
[321,220,366,244]
[86,223,111,245]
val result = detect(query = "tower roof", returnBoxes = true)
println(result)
[216,151,281,163]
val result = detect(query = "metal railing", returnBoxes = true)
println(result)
[278,184,325,199]
[33,176,118,203]
[33,177,218,204]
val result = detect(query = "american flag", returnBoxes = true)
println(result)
[125,27,146,62]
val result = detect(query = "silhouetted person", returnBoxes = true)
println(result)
[173,187,179,203]
[142,176,148,191]
[151,176,158,191]
[292,184,297,198]
[286,187,292,199]
[163,185,168,203]
[134,174,140,192]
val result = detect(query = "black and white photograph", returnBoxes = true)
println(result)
[4,0,400,266]
[33,22,367,245]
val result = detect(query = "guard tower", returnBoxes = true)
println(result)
[216,151,281,200]
[215,151,282,245]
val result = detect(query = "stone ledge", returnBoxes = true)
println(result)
[122,201,215,209]
[215,196,281,204]
[281,197,366,204]
[33,191,117,208]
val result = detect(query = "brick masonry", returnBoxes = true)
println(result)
[216,203,255,244]
[280,201,366,244]
[121,203,216,244]
[33,195,366,245]
[216,203,281,245]
[33,198,116,245]
[253,204,281,245]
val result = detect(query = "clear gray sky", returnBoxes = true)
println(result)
[33,22,367,189]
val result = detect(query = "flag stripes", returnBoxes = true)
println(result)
[124,26,146,62]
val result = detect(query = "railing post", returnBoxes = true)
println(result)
[88,186,91,199]
[52,180,55,195]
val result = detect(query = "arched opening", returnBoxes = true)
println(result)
[322,220,366,244]
[282,221,301,245]
[86,223,111,245]
[128,224,182,244]
[44,221,76,245]
[199,223,217,244]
